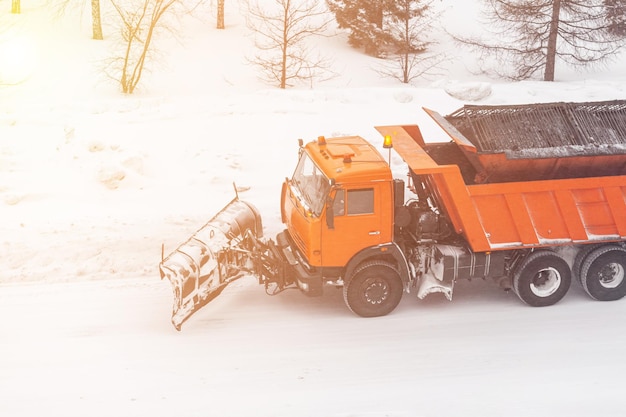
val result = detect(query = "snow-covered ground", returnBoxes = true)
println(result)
[2,1,626,416]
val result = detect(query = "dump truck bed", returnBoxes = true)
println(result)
[377,123,626,253]
[425,100,626,183]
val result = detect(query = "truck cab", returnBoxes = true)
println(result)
[278,135,403,301]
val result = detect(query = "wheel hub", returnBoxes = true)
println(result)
[598,263,625,289]
[363,278,388,305]
[530,267,561,297]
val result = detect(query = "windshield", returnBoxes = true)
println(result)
[291,152,331,217]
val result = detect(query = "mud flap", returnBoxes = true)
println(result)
[416,245,456,301]
[159,198,262,330]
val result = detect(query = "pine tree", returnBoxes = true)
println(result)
[326,0,393,57]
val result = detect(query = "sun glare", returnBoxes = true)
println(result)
[0,36,38,85]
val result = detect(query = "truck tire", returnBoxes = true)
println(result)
[572,244,601,285]
[343,260,403,318]
[580,245,626,301]
[513,251,571,307]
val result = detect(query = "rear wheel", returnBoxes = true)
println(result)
[344,260,403,317]
[580,245,626,301]
[513,251,571,307]
[572,244,600,285]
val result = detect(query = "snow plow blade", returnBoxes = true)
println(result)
[159,198,263,330]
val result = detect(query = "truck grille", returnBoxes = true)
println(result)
[290,228,308,256]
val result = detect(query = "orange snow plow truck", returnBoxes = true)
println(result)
[160,99,626,330]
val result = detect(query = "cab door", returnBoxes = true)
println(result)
[320,183,387,267]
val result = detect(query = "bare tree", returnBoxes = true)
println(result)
[217,0,225,29]
[605,0,626,37]
[91,0,103,39]
[377,51,448,84]
[376,0,447,83]
[245,0,335,89]
[50,0,104,40]
[453,0,626,81]
[107,0,181,93]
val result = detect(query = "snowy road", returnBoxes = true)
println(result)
[1,277,625,417]
[3,0,626,415]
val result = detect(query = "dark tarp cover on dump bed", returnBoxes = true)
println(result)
[445,99,626,157]
[424,100,626,183]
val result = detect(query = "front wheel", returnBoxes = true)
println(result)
[343,260,403,317]
[580,245,626,301]
[513,251,571,307]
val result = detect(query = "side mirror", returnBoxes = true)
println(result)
[326,196,334,229]
[298,139,304,158]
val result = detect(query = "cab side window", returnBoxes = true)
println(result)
[347,188,374,215]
